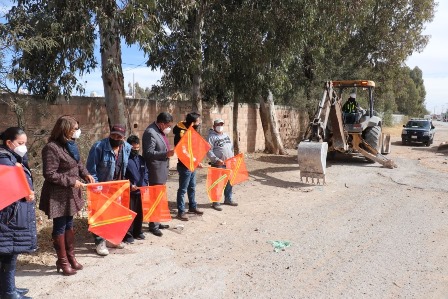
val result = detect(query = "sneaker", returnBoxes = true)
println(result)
[188,208,204,215]
[176,213,189,221]
[212,202,222,211]
[96,240,109,256]
[134,233,145,240]
[106,241,125,249]
[223,201,238,206]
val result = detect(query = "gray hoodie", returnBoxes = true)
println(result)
[207,128,234,164]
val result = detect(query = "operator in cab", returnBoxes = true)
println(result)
[342,92,362,123]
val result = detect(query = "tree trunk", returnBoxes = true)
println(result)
[99,18,129,131]
[259,90,287,155]
[190,1,205,115]
[232,89,240,155]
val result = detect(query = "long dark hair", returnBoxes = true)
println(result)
[49,115,78,144]
[0,127,25,144]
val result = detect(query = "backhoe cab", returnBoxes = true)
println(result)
[297,80,396,184]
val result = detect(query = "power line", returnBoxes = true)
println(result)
[122,61,147,71]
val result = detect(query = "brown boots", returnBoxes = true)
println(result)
[52,229,83,276]
[64,229,83,270]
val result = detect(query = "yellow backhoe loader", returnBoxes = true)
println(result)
[297,80,397,183]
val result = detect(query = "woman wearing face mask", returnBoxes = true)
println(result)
[39,116,94,276]
[0,127,36,299]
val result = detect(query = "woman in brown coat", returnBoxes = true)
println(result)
[39,115,94,276]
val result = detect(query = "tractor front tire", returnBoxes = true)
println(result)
[363,125,382,162]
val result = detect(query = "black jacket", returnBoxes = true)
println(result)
[125,152,149,195]
[0,146,37,254]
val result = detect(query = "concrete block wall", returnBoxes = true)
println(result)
[0,94,308,167]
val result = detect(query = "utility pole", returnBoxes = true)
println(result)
[133,73,135,99]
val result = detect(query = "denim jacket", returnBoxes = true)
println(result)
[86,138,132,183]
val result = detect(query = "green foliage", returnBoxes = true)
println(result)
[2,0,158,102]
[2,0,436,118]
[147,0,435,116]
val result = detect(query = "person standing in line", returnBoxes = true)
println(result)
[142,112,174,237]
[172,112,204,221]
[40,116,95,275]
[123,135,148,244]
[207,119,238,211]
[0,127,36,299]
[86,124,131,255]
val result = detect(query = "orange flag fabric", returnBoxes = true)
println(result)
[140,185,172,223]
[225,153,249,186]
[86,180,136,245]
[174,126,211,171]
[206,167,232,202]
[0,165,31,210]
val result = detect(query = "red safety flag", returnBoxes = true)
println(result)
[206,167,232,202]
[174,126,211,171]
[140,185,171,222]
[225,153,249,186]
[0,165,31,210]
[87,180,136,245]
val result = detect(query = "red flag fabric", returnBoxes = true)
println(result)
[206,167,232,202]
[174,126,211,171]
[140,185,171,222]
[225,153,249,186]
[0,165,31,210]
[86,180,136,245]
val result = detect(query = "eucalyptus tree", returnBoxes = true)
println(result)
[1,4,58,127]
[146,0,208,114]
[3,0,158,127]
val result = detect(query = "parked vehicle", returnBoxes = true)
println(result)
[401,119,435,146]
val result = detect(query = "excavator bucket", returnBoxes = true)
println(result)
[297,141,328,184]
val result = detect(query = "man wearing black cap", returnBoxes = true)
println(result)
[86,124,132,256]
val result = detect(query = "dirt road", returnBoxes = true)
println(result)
[17,122,448,298]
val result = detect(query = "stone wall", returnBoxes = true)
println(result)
[0,94,308,166]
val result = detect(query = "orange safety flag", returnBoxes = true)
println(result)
[206,167,232,202]
[0,165,31,210]
[225,153,249,186]
[86,180,136,245]
[174,126,211,171]
[140,185,171,222]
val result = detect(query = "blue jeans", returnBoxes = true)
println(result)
[213,164,233,203]
[177,163,197,214]
[0,254,17,296]
[53,216,74,236]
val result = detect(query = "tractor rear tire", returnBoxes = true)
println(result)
[363,125,382,162]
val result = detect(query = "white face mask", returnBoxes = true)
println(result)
[13,144,28,157]
[163,127,171,135]
[215,126,224,133]
[72,129,81,139]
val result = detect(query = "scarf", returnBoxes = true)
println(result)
[66,140,80,162]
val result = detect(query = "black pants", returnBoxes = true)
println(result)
[128,193,143,237]
[0,254,17,296]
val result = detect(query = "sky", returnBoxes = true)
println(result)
[405,1,448,114]
[78,45,163,97]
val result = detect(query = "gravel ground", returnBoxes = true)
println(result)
[16,121,448,299]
